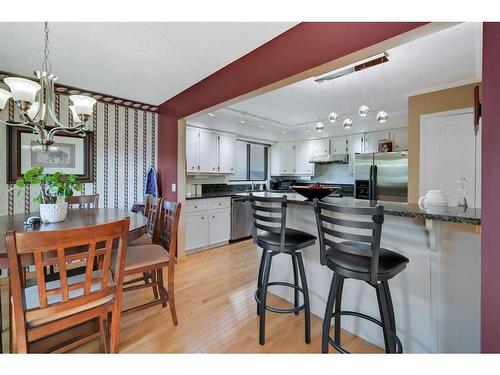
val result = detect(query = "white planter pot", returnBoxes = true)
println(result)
[39,202,68,223]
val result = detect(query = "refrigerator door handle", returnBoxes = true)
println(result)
[369,165,378,200]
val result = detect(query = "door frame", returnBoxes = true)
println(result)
[419,107,475,199]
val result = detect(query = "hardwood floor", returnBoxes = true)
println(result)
[1,239,382,353]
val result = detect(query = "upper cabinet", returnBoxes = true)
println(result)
[186,126,237,175]
[295,140,315,175]
[279,142,296,175]
[331,136,349,154]
[392,128,408,151]
[364,131,391,153]
[218,133,236,173]
[312,138,330,157]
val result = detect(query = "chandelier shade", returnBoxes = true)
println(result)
[0,88,12,110]
[4,77,41,105]
[70,95,97,116]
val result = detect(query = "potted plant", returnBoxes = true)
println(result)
[15,166,83,223]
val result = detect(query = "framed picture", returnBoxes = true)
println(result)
[7,126,94,183]
[378,139,393,153]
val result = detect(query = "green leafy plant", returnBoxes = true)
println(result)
[15,166,83,204]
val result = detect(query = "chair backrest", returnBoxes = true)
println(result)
[313,199,384,283]
[249,194,287,252]
[157,200,181,263]
[5,218,130,346]
[144,195,162,240]
[66,194,100,209]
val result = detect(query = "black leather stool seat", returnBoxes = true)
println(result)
[257,228,317,251]
[326,241,408,280]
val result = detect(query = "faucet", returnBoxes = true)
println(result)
[251,182,256,191]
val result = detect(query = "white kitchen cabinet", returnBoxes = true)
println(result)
[185,197,231,252]
[208,209,230,245]
[295,140,314,175]
[186,127,200,173]
[392,128,408,151]
[185,212,209,251]
[331,136,349,154]
[218,133,236,173]
[270,145,281,176]
[348,134,365,174]
[198,128,219,174]
[280,142,296,175]
[312,138,330,157]
[364,131,391,153]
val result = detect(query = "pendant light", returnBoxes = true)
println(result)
[343,74,353,129]
[358,69,370,117]
[376,62,389,123]
[315,81,324,132]
[343,118,353,129]
[328,79,338,122]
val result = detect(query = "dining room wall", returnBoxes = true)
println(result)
[0,93,158,215]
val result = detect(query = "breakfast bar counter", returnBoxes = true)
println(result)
[247,192,481,353]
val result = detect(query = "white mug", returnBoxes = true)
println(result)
[418,190,449,209]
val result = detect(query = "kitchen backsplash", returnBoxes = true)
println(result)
[310,163,354,185]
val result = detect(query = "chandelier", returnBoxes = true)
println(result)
[0,22,96,147]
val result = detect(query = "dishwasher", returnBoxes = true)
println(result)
[230,196,254,241]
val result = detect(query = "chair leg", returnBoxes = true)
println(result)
[166,265,178,326]
[145,271,159,300]
[157,268,168,308]
[259,249,272,345]
[375,282,394,353]
[98,313,108,353]
[381,280,397,353]
[256,249,265,316]
[322,273,340,353]
[109,305,122,354]
[296,252,311,344]
[334,277,345,345]
[291,253,300,316]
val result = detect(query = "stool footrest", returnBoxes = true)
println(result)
[327,310,403,354]
[255,281,306,314]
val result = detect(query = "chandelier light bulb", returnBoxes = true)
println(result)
[358,105,370,117]
[376,110,389,123]
[315,121,324,132]
[343,118,353,129]
[328,112,338,122]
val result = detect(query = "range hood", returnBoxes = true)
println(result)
[310,153,349,164]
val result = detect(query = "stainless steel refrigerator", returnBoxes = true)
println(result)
[354,152,408,202]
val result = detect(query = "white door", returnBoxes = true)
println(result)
[198,129,219,173]
[218,133,236,174]
[185,212,209,251]
[295,140,314,175]
[392,128,409,151]
[365,131,391,153]
[208,209,230,245]
[280,142,296,175]
[332,136,348,154]
[420,109,480,208]
[312,138,330,156]
[186,127,199,173]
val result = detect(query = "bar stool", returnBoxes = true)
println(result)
[313,199,409,354]
[250,194,316,345]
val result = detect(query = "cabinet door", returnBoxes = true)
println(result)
[270,145,281,176]
[312,138,330,156]
[392,128,408,151]
[280,142,296,175]
[348,134,365,174]
[218,133,236,173]
[185,212,209,251]
[332,136,348,154]
[208,209,230,245]
[364,131,391,153]
[198,129,219,173]
[295,140,314,175]
[186,127,199,173]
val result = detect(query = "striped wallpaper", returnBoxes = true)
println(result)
[0,93,158,215]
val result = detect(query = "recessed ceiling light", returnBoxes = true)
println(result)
[282,131,287,134]
[208,112,214,117]
[240,120,245,124]
[259,125,264,128]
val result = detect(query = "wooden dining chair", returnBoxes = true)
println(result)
[66,194,100,209]
[112,200,180,325]
[128,195,162,246]
[5,218,130,353]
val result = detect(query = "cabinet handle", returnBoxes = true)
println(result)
[213,215,215,218]
[194,206,197,208]
[218,203,221,206]
[201,217,204,220]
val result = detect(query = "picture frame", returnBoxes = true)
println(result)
[7,126,94,184]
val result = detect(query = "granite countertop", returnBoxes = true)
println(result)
[236,192,481,225]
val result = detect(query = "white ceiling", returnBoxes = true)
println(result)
[214,22,482,132]
[0,22,296,105]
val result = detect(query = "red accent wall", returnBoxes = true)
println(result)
[157,22,426,200]
[481,22,500,353]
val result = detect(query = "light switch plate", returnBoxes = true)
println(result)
[171,183,176,192]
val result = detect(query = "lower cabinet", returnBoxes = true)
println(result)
[185,197,231,252]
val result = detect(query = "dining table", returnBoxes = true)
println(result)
[0,207,148,353]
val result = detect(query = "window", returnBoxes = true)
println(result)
[231,140,268,181]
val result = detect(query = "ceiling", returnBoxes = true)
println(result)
[0,22,296,105]
[210,22,482,132]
